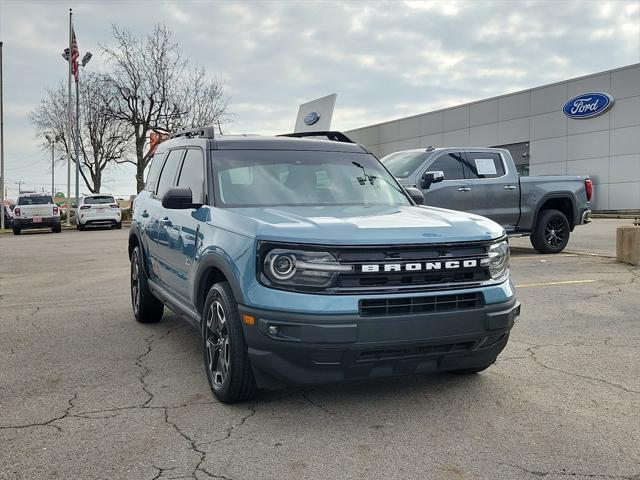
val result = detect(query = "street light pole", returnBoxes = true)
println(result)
[0,41,4,231]
[66,9,72,226]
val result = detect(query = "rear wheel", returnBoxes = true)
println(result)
[130,246,164,323]
[12,227,21,235]
[52,225,61,233]
[115,221,122,230]
[77,223,85,231]
[530,209,570,254]
[202,282,257,403]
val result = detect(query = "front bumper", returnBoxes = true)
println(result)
[13,216,60,229]
[240,297,520,388]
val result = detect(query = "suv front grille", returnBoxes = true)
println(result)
[359,292,483,317]
[331,242,492,294]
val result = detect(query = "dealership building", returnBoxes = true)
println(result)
[345,63,640,212]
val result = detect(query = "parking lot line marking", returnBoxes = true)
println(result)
[510,254,579,260]
[515,279,596,288]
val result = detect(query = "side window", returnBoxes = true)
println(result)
[156,149,184,197]
[427,152,465,180]
[177,149,205,203]
[464,152,506,179]
[145,152,166,192]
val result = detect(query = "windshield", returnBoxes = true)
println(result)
[381,151,431,178]
[18,195,53,205]
[84,196,115,205]
[213,151,410,207]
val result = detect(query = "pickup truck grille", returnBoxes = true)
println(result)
[359,292,483,317]
[330,242,492,294]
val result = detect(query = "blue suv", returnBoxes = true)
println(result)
[129,128,520,403]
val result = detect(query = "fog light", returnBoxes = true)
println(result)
[268,325,279,335]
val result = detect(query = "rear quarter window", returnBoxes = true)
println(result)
[464,152,506,179]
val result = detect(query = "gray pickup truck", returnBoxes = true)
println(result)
[381,147,592,253]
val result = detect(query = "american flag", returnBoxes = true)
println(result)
[71,27,79,83]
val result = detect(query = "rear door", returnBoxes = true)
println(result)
[419,151,473,212]
[149,148,185,283]
[462,150,520,230]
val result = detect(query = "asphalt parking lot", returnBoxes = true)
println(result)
[1,224,639,480]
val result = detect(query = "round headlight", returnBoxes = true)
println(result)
[269,254,296,280]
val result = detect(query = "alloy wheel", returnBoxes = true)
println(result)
[131,252,140,315]
[205,300,230,387]
[545,217,566,248]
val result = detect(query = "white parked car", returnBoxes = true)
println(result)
[76,194,122,231]
[12,193,61,235]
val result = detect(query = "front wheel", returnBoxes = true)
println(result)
[202,282,257,403]
[130,246,164,323]
[530,209,570,254]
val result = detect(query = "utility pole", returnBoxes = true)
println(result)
[45,134,59,195]
[0,41,4,231]
[15,180,23,194]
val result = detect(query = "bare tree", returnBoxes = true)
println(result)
[101,24,229,192]
[29,73,130,193]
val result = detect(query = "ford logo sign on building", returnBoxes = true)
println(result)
[304,111,321,126]
[563,92,614,119]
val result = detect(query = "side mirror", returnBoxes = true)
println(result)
[161,187,202,209]
[421,171,445,189]
[405,186,424,205]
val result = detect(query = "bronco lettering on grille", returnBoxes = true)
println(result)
[360,259,481,273]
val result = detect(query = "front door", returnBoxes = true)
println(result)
[420,151,473,212]
[155,148,207,302]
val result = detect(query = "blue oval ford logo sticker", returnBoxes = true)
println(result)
[304,111,320,126]
[563,92,614,119]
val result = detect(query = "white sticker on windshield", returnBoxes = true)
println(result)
[475,158,497,175]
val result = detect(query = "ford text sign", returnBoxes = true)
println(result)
[563,92,614,119]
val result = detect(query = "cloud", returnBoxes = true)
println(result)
[0,0,638,195]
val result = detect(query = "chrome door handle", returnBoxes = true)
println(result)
[458,187,471,192]
[504,185,517,190]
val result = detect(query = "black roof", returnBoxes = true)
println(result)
[159,134,368,154]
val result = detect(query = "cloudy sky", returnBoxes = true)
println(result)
[0,0,639,197]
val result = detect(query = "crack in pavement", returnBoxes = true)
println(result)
[504,462,640,479]
[526,344,640,395]
[197,405,257,446]
[0,392,77,432]
[301,389,335,415]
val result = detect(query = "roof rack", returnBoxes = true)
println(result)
[169,126,216,139]
[278,131,354,143]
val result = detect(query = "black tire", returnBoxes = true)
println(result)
[12,227,21,235]
[115,221,122,230]
[52,225,62,233]
[202,282,257,403]
[77,223,85,231]
[130,246,164,323]
[530,209,570,254]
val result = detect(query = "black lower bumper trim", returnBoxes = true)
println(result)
[240,298,519,388]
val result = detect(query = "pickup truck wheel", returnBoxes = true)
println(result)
[130,246,164,323]
[202,282,257,403]
[52,225,62,233]
[12,227,21,235]
[531,209,570,254]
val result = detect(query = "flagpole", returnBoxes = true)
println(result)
[75,63,80,206]
[66,8,72,226]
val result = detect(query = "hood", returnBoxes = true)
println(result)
[213,205,504,245]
